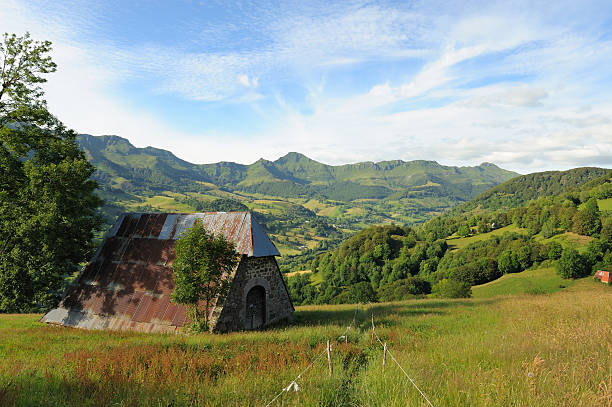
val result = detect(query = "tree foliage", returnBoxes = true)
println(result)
[285,169,612,305]
[171,220,239,331]
[431,279,471,298]
[556,248,587,279]
[0,33,102,312]
[455,167,611,213]
[573,198,601,236]
[498,249,520,274]
[377,277,431,301]
[0,32,56,123]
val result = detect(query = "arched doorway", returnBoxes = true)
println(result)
[246,285,266,329]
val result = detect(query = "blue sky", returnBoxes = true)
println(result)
[2,0,612,172]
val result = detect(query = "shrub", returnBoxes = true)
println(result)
[332,282,377,304]
[377,277,431,302]
[431,279,472,298]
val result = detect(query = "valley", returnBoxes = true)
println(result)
[78,134,517,261]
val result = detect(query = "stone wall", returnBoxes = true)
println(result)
[211,255,294,332]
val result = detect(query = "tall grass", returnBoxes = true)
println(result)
[0,280,610,406]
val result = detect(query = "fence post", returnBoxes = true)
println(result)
[371,305,375,343]
[327,340,333,376]
[382,342,388,373]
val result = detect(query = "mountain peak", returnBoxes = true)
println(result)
[275,152,318,164]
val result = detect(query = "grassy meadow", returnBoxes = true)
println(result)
[0,276,610,406]
[471,267,575,298]
[598,198,612,211]
[446,225,525,251]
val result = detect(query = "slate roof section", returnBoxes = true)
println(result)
[40,212,280,333]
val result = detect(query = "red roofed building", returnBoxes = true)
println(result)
[41,212,294,333]
[594,270,611,284]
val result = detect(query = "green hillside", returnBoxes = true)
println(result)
[78,134,518,260]
[287,167,612,305]
[453,167,611,214]
[471,267,575,298]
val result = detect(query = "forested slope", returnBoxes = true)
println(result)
[288,171,612,305]
[454,167,611,213]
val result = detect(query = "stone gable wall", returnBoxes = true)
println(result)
[211,256,293,332]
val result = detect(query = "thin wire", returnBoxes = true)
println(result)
[265,304,378,407]
[263,349,327,407]
[386,347,435,407]
[369,304,435,407]
[352,303,359,329]
[264,304,360,407]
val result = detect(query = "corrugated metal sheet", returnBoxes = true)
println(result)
[41,211,280,333]
[111,212,279,257]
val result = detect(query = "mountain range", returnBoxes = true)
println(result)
[78,134,516,201]
[77,134,519,256]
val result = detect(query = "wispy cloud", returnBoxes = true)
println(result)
[1,0,611,172]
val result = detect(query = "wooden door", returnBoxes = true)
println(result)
[246,285,266,329]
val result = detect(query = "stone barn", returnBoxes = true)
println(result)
[41,212,294,333]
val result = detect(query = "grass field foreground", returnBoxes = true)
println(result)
[0,279,610,406]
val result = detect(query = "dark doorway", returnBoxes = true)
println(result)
[246,285,266,329]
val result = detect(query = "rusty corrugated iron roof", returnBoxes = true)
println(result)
[41,212,279,332]
[109,212,279,257]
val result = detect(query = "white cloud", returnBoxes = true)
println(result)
[238,74,258,88]
[1,0,611,173]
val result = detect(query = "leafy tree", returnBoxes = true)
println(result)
[548,242,563,260]
[541,218,558,238]
[171,220,239,331]
[431,279,471,298]
[600,218,612,241]
[346,281,377,303]
[287,272,317,305]
[0,33,103,312]
[556,247,587,279]
[498,249,520,274]
[572,197,601,236]
[477,219,491,234]
[516,245,533,270]
[419,257,439,275]
[377,277,431,301]
[457,224,470,237]
[583,239,611,273]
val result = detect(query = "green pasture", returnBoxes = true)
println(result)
[0,275,609,406]
[446,225,525,251]
[598,198,612,211]
[472,267,575,298]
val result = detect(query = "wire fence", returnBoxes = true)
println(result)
[262,303,436,407]
[263,348,327,407]
[369,304,435,407]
